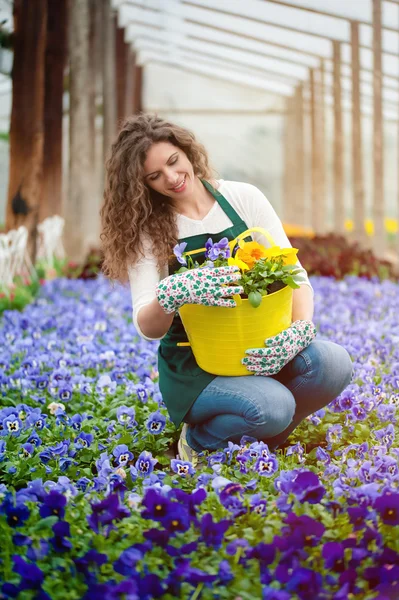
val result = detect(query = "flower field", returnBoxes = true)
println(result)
[0,275,398,599]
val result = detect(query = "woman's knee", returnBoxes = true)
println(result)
[243,384,296,437]
[302,340,353,396]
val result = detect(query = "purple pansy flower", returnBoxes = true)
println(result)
[254,455,278,476]
[204,237,231,261]
[146,410,166,434]
[170,458,195,477]
[116,405,136,426]
[113,444,134,466]
[374,492,399,525]
[135,451,157,476]
[173,242,188,266]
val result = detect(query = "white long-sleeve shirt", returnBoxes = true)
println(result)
[128,180,313,340]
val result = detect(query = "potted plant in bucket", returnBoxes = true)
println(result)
[175,227,305,377]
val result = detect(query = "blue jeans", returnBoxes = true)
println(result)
[185,340,353,452]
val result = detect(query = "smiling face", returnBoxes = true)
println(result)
[143,141,195,199]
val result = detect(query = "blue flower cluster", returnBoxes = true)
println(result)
[0,274,398,598]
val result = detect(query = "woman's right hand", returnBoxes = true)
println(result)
[155,266,243,314]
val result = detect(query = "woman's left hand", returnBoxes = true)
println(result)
[242,320,317,376]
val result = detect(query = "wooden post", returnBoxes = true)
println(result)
[282,95,295,224]
[66,0,92,260]
[102,0,117,162]
[294,84,305,227]
[303,84,312,230]
[41,0,68,222]
[89,0,104,205]
[133,64,143,113]
[332,40,344,236]
[317,60,326,233]
[309,68,323,234]
[351,22,366,247]
[88,0,101,175]
[115,22,129,125]
[372,0,385,256]
[6,0,47,260]
[124,49,136,117]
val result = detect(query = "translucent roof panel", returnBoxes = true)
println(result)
[117,0,399,119]
[137,48,295,95]
[267,0,399,30]
[270,0,375,22]
[184,0,399,53]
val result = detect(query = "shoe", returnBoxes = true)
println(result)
[178,423,199,467]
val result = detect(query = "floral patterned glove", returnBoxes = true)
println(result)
[242,320,317,376]
[156,266,243,314]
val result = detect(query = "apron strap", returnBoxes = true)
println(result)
[201,179,245,227]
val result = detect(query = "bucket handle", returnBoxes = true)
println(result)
[229,227,276,251]
[185,226,277,258]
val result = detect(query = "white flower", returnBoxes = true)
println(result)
[48,402,66,415]
[127,492,142,509]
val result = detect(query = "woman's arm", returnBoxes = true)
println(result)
[137,298,174,339]
[292,284,314,322]
[127,237,172,341]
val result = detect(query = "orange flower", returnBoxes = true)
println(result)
[235,242,299,269]
[235,241,269,269]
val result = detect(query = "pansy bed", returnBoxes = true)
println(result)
[0,275,398,600]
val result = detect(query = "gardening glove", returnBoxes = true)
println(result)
[242,320,317,376]
[156,266,243,314]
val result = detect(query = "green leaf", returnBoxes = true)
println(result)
[282,275,300,289]
[31,516,59,531]
[248,291,262,308]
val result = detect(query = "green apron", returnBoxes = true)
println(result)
[158,180,249,428]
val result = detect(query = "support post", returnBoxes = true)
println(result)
[133,64,143,113]
[66,0,92,260]
[294,84,305,228]
[282,95,295,224]
[372,0,385,256]
[6,0,47,259]
[116,22,129,125]
[309,68,323,234]
[102,0,117,162]
[351,21,366,246]
[41,0,68,222]
[317,60,326,233]
[332,40,344,236]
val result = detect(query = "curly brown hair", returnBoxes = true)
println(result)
[100,113,214,282]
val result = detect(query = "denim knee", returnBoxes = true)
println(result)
[243,385,296,437]
[300,340,353,397]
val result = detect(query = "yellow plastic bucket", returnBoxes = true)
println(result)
[178,227,294,377]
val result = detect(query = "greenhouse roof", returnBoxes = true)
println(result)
[114,0,399,120]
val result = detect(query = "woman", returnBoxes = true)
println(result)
[100,113,353,465]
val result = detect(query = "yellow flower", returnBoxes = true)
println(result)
[235,242,299,269]
[276,247,299,265]
[235,241,269,269]
[227,257,250,271]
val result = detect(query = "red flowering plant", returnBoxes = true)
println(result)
[0,275,40,314]
[289,234,398,280]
